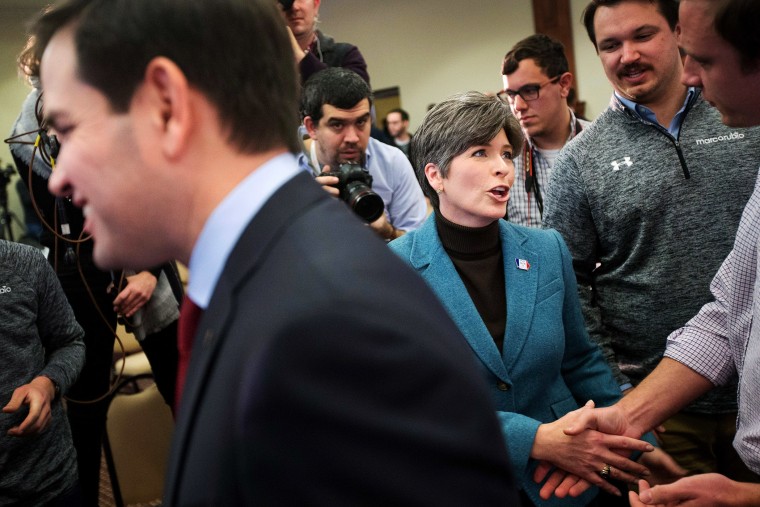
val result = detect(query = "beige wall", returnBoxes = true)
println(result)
[570,0,614,120]
[318,0,612,130]
[0,1,619,142]
[0,1,617,150]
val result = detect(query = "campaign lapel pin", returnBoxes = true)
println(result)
[515,258,531,271]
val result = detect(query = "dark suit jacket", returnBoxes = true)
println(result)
[163,172,518,506]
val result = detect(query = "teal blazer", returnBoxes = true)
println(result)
[390,215,622,506]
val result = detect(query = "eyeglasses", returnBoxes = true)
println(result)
[499,75,561,103]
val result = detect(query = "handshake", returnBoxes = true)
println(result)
[531,400,685,503]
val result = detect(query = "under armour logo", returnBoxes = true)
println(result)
[610,157,633,171]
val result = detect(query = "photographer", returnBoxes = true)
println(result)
[279,0,370,84]
[300,68,427,240]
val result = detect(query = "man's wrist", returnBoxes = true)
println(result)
[616,393,648,438]
[35,375,59,400]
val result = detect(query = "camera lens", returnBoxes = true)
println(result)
[345,182,384,223]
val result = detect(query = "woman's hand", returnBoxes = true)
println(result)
[531,401,654,498]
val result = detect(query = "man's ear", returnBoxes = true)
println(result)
[140,56,192,160]
[304,116,319,140]
[558,72,574,99]
[424,163,443,190]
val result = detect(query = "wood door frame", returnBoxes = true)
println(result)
[531,0,586,116]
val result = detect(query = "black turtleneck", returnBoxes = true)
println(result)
[435,211,507,352]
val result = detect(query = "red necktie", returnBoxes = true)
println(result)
[175,296,202,412]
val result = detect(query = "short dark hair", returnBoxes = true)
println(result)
[502,34,569,78]
[411,92,524,211]
[387,108,409,122]
[25,0,300,155]
[301,68,374,125]
[712,0,760,71]
[582,0,678,49]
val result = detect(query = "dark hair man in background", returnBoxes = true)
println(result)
[501,34,589,228]
[30,0,519,504]
[385,108,413,159]
[301,68,427,240]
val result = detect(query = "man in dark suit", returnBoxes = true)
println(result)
[31,0,518,504]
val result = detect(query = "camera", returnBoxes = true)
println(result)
[278,0,294,10]
[319,163,384,223]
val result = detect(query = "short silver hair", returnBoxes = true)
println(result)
[411,91,524,210]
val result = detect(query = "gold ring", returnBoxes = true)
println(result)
[599,464,611,479]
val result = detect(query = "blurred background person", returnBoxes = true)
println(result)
[385,108,413,159]
[1,240,84,506]
[281,0,369,84]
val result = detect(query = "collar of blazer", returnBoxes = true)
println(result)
[406,217,540,383]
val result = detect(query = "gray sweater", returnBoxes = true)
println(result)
[0,240,85,505]
[543,92,760,414]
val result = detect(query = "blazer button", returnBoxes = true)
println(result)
[497,382,510,391]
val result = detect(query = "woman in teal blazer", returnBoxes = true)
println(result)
[390,92,656,506]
